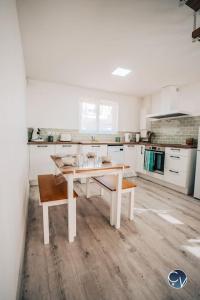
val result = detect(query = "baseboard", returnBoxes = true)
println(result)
[16,179,30,300]
[138,173,188,194]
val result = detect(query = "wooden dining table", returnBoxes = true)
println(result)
[51,155,130,242]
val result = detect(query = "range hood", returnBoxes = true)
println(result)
[146,86,191,120]
[147,111,191,119]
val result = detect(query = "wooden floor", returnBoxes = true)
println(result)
[21,178,200,300]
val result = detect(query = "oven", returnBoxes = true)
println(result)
[144,146,165,175]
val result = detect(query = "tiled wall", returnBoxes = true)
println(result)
[30,128,137,143]
[150,116,200,145]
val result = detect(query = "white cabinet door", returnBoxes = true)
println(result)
[29,145,56,180]
[55,144,79,156]
[124,145,136,176]
[135,145,146,174]
[80,145,107,157]
[92,145,107,157]
[164,150,188,187]
[164,169,187,187]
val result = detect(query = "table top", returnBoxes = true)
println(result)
[51,155,129,175]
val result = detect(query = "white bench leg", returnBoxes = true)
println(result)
[86,178,90,198]
[100,187,104,197]
[110,192,115,226]
[68,174,76,242]
[128,189,135,220]
[43,204,49,244]
[115,172,122,229]
[68,198,76,242]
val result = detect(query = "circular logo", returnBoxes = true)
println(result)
[168,270,187,289]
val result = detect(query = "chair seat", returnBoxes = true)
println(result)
[38,174,77,203]
[92,175,137,192]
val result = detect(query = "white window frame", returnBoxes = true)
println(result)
[79,99,118,134]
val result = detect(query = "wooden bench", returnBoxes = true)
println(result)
[86,175,136,226]
[38,174,77,244]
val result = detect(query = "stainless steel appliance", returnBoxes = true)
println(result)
[194,128,200,199]
[144,145,165,174]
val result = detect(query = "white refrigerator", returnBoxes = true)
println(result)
[194,128,200,199]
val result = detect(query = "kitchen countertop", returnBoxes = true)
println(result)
[27,141,197,148]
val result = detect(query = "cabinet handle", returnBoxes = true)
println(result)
[170,148,180,151]
[127,145,135,147]
[169,169,179,174]
[170,155,180,159]
[141,146,144,155]
[91,145,100,147]
[62,145,72,147]
[37,145,48,147]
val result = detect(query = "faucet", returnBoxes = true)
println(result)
[91,135,96,141]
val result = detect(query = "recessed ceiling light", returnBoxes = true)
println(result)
[112,67,132,77]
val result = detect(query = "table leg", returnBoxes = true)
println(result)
[115,171,122,229]
[67,174,76,242]
[86,178,90,198]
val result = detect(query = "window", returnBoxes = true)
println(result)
[79,100,118,133]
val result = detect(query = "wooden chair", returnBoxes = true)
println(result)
[86,175,137,225]
[38,174,77,244]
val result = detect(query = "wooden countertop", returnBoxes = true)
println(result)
[28,141,197,148]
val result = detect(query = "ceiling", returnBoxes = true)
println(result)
[17,0,200,97]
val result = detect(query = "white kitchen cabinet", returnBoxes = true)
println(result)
[79,144,107,183]
[29,144,56,181]
[164,147,197,194]
[55,144,79,156]
[79,144,107,157]
[135,145,146,174]
[124,145,136,177]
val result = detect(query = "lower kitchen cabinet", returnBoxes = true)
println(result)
[79,144,108,157]
[79,144,108,183]
[124,145,136,177]
[55,144,79,156]
[164,147,197,194]
[29,145,56,181]
[135,145,146,174]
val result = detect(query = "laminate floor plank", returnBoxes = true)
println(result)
[21,178,200,300]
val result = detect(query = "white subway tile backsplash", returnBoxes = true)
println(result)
[150,116,200,144]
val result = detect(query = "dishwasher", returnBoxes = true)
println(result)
[108,145,124,164]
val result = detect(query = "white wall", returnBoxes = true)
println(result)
[140,96,151,130]
[27,79,141,132]
[179,82,200,115]
[0,1,28,299]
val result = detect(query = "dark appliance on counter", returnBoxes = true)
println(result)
[28,128,33,142]
[140,130,154,143]
[144,145,165,175]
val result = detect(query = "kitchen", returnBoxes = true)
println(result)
[1,1,200,300]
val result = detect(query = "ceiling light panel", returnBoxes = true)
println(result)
[112,67,132,77]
